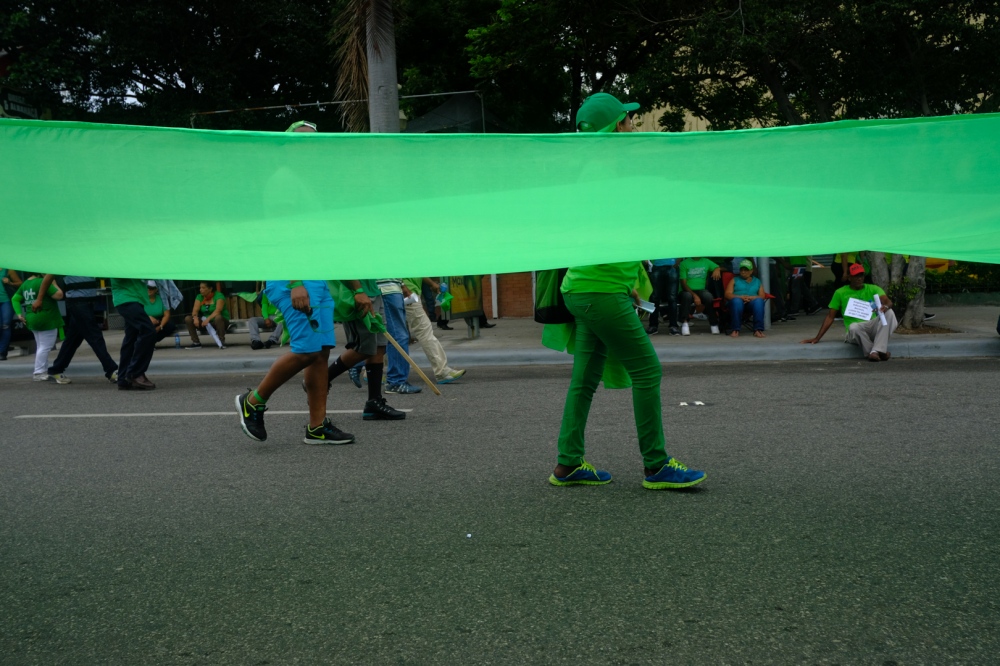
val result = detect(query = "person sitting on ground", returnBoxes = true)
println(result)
[725,259,766,338]
[801,263,897,361]
[144,281,177,344]
[11,273,66,382]
[248,291,283,350]
[185,281,230,349]
[678,257,722,335]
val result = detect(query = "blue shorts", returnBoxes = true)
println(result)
[264,280,335,354]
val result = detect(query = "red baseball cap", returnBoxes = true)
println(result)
[848,263,865,276]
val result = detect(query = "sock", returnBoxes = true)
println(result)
[365,363,383,400]
[249,389,267,407]
[328,356,349,381]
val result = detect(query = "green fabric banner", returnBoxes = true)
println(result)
[2,114,999,280]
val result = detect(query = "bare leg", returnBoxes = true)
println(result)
[303,349,331,427]
[251,350,322,405]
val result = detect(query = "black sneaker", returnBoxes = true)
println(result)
[646,326,658,335]
[304,419,355,445]
[236,390,267,441]
[363,397,405,421]
[264,339,277,349]
[185,342,202,349]
[924,312,936,321]
[250,340,264,350]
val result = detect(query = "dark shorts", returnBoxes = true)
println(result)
[343,295,386,356]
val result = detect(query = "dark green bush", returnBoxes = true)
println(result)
[926,262,1000,293]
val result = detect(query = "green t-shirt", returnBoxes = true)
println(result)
[143,292,165,318]
[402,278,423,295]
[196,292,230,320]
[111,278,149,307]
[261,294,280,320]
[679,258,719,291]
[11,277,63,331]
[561,262,643,295]
[828,283,887,330]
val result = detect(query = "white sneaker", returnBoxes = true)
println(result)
[710,325,721,335]
[692,312,708,320]
[52,373,72,384]
[33,374,54,382]
[681,323,690,336]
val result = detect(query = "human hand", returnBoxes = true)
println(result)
[264,318,273,328]
[692,295,701,307]
[800,337,820,345]
[31,298,44,313]
[290,285,311,313]
[354,292,373,317]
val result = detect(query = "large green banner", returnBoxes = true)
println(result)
[2,114,999,280]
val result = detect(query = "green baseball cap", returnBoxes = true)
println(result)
[739,259,754,270]
[286,120,317,132]
[576,93,640,133]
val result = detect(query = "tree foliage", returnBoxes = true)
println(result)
[2,0,339,129]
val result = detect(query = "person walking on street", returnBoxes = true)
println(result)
[35,274,119,381]
[11,273,65,382]
[237,279,353,444]
[112,278,157,390]
[549,93,706,491]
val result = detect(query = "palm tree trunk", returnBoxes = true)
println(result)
[367,4,400,133]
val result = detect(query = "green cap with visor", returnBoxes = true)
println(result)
[576,93,640,133]
[286,120,317,132]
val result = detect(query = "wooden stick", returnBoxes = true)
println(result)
[383,330,442,396]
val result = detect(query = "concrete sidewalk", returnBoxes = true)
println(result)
[2,305,998,378]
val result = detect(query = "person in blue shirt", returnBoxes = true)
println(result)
[725,259,767,338]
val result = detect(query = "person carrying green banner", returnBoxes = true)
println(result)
[549,93,706,491]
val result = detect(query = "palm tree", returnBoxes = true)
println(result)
[331,0,400,133]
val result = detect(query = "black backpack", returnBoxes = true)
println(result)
[534,269,573,324]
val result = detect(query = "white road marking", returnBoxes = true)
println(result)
[14,409,413,419]
[693,401,706,406]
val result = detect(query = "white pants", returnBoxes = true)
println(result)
[32,328,58,377]
[846,309,898,356]
[405,301,453,379]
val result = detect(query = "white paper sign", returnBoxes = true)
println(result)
[843,297,875,321]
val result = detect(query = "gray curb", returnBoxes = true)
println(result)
[1,338,997,378]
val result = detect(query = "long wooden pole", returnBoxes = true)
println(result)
[383,330,442,396]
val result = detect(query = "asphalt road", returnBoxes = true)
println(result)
[2,359,998,664]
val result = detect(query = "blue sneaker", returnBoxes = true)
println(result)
[385,382,422,394]
[549,460,612,487]
[643,458,706,490]
[348,367,363,389]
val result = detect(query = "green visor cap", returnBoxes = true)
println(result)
[576,93,640,133]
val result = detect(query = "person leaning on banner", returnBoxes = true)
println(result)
[548,92,706,491]
[801,263,898,361]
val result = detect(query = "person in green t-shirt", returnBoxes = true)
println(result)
[184,281,230,348]
[801,263,898,361]
[678,257,722,335]
[11,273,66,382]
[548,92,706,492]
[144,281,176,343]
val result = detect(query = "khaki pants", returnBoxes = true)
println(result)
[405,300,453,380]
[846,309,898,356]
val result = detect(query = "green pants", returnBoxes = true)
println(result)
[556,291,668,470]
